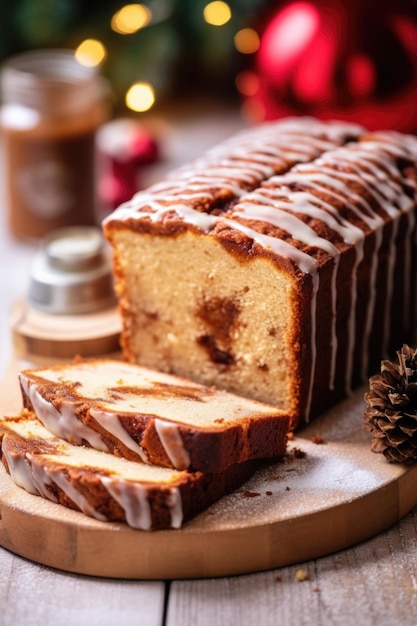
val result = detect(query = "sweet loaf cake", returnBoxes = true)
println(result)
[18,359,289,472]
[103,118,417,427]
[0,412,262,530]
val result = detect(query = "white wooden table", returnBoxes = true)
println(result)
[1,105,417,626]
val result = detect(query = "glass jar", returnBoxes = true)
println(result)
[0,49,109,239]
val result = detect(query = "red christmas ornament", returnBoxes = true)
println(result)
[243,0,417,132]
[97,118,159,212]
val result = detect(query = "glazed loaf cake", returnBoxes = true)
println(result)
[103,118,417,426]
[0,413,261,530]
[18,359,289,472]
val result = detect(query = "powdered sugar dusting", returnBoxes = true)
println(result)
[184,387,406,531]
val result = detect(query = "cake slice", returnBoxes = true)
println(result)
[0,412,263,530]
[18,359,290,472]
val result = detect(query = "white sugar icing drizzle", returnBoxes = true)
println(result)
[19,378,109,452]
[238,176,366,398]
[2,441,108,521]
[101,476,153,529]
[28,455,60,501]
[289,143,414,394]
[89,408,149,462]
[234,196,341,405]
[277,171,383,381]
[3,433,182,529]
[291,140,415,379]
[368,132,417,335]
[105,124,417,421]
[43,460,108,521]
[2,444,42,496]
[162,118,363,182]
[101,477,182,529]
[112,118,363,212]
[166,487,183,528]
[232,191,363,393]
[154,419,191,470]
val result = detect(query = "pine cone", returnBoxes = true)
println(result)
[364,345,417,463]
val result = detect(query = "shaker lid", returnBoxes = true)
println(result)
[28,226,117,314]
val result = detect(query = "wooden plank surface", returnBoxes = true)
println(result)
[0,547,165,626]
[166,507,417,626]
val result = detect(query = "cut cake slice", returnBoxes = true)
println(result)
[18,359,289,472]
[0,412,263,530]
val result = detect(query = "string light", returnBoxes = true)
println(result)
[75,39,107,67]
[125,82,155,112]
[111,4,152,34]
[234,28,260,54]
[203,1,232,26]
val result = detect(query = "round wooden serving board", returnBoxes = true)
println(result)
[1,358,417,580]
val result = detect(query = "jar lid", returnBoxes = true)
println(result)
[1,49,105,115]
[28,226,117,314]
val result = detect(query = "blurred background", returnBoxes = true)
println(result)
[0,0,269,118]
[1,0,417,127]
[1,0,417,236]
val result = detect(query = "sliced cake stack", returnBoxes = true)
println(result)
[0,359,290,530]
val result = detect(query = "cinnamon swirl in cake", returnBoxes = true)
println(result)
[18,359,289,472]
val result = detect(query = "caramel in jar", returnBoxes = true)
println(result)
[1,49,108,239]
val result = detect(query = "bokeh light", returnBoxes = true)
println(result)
[125,82,155,112]
[347,54,376,98]
[111,4,152,34]
[203,2,232,27]
[235,70,260,96]
[234,28,260,54]
[75,39,107,67]
[258,2,320,82]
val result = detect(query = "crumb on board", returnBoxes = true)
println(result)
[275,575,282,583]
[294,568,310,582]
[312,435,325,444]
[242,489,261,498]
[284,447,307,461]
[292,447,306,459]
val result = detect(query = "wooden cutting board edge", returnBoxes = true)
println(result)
[1,357,417,580]
[1,463,416,580]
